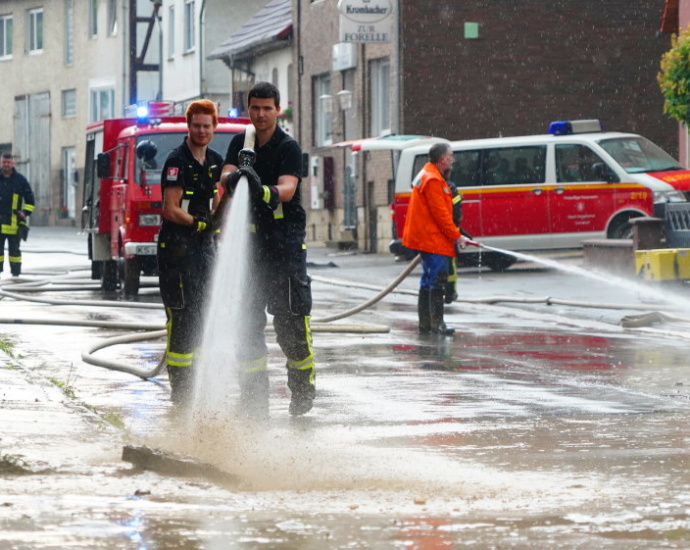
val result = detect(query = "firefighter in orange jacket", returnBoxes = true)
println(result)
[402,143,468,335]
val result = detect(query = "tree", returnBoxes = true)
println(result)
[659,26,690,126]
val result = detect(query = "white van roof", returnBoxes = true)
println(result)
[351,135,448,152]
[396,131,639,158]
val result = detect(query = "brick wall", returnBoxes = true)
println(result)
[400,0,677,155]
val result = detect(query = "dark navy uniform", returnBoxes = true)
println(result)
[445,180,463,303]
[0,167,35,276]
[157,138,223,401]
[224,126,315,416]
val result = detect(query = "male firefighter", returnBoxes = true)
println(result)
[403,143,469,335]
[443,170,463,304]
[220,81,315,417]
[157,99,223,404]
[0,153,35,277]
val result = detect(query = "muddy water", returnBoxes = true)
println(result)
[0,240,689,548]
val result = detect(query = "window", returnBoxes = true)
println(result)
[0,15,12,58]
[62,89,76,117]
[483,146,546,185]
[183,0,195,52]
[64,0,73,65]
[167,6,175,59]
[89,0,98,37]
[369,57,390,136]
[62,147,76,219]
[89,87,115,122]
[27,8,43,53]
[556,144,607,183]
[449,150,482,187]
[107,0,117,35]
[313,73,332,147]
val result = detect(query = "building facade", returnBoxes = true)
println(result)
[289,0,679,254]
[0,0,160,225]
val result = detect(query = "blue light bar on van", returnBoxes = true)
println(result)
[548,119,603,135]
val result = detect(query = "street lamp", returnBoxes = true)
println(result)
[337,89,353,111]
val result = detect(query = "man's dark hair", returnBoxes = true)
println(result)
[248,82,281,108]
[429,143,450,164]
[1,153,12,160]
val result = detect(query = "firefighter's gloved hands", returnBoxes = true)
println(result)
[225,167,261,197]
[247,174,280,210]
[192,214,210,233]
[18,220,29,242]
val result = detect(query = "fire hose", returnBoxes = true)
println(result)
[2,237,688,380]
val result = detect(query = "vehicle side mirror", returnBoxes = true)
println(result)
[593,162,618,183]
[96,153,110,179]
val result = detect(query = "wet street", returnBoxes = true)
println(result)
[0,227,689,549]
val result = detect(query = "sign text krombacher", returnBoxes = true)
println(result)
[337,0,394,44]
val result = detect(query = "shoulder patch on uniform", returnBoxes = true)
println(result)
[167,167,179,181]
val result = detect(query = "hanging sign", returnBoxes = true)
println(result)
[338,0,394,43]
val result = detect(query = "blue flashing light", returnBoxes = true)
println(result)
[549,119,603,135]
[227,108,240,118]
[548,121,572,135]
[136,103,149,124]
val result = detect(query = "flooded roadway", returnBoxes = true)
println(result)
[0,228,689,549]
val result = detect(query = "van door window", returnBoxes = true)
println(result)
[450,150,481,187]
[556,144,609,182]
[482,146,546,185]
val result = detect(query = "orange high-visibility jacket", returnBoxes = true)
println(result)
[402,162,460,257]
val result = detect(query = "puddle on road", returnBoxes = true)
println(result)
[2,294,690,548]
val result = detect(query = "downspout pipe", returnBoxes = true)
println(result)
[199,0,207,98]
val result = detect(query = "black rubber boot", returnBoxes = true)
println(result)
[418,289,432,334]
[168,365,193,405]
[287,367,315,416]
[430,289,455,336]
[238,369,270,420]
[444,281,458,304]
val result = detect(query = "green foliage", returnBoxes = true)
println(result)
[659,26,690,125]
[0,337,16,359]
[49,377,76,400]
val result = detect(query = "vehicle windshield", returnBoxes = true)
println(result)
[135,131,237,185]
[598,136,682,174]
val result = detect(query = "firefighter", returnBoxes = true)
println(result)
[219,82,315,417]
[444,172,463,304]
[0,153,35,277]
[402,143,469,335]
[157,100,223,404]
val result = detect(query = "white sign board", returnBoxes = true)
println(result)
[338,0,394,43]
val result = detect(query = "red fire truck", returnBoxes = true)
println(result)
[82,101,248,294]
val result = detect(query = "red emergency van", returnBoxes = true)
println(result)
[391,120,689,271]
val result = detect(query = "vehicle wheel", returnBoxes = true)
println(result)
[484,252,516,272]
[101,259,118,291]
[609,218,634,240]
[456,253,480,268]
[123,257,141,296]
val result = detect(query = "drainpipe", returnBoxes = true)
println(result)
[199,0,207,98]
[296,0,303,143]
[122,0,128,108]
